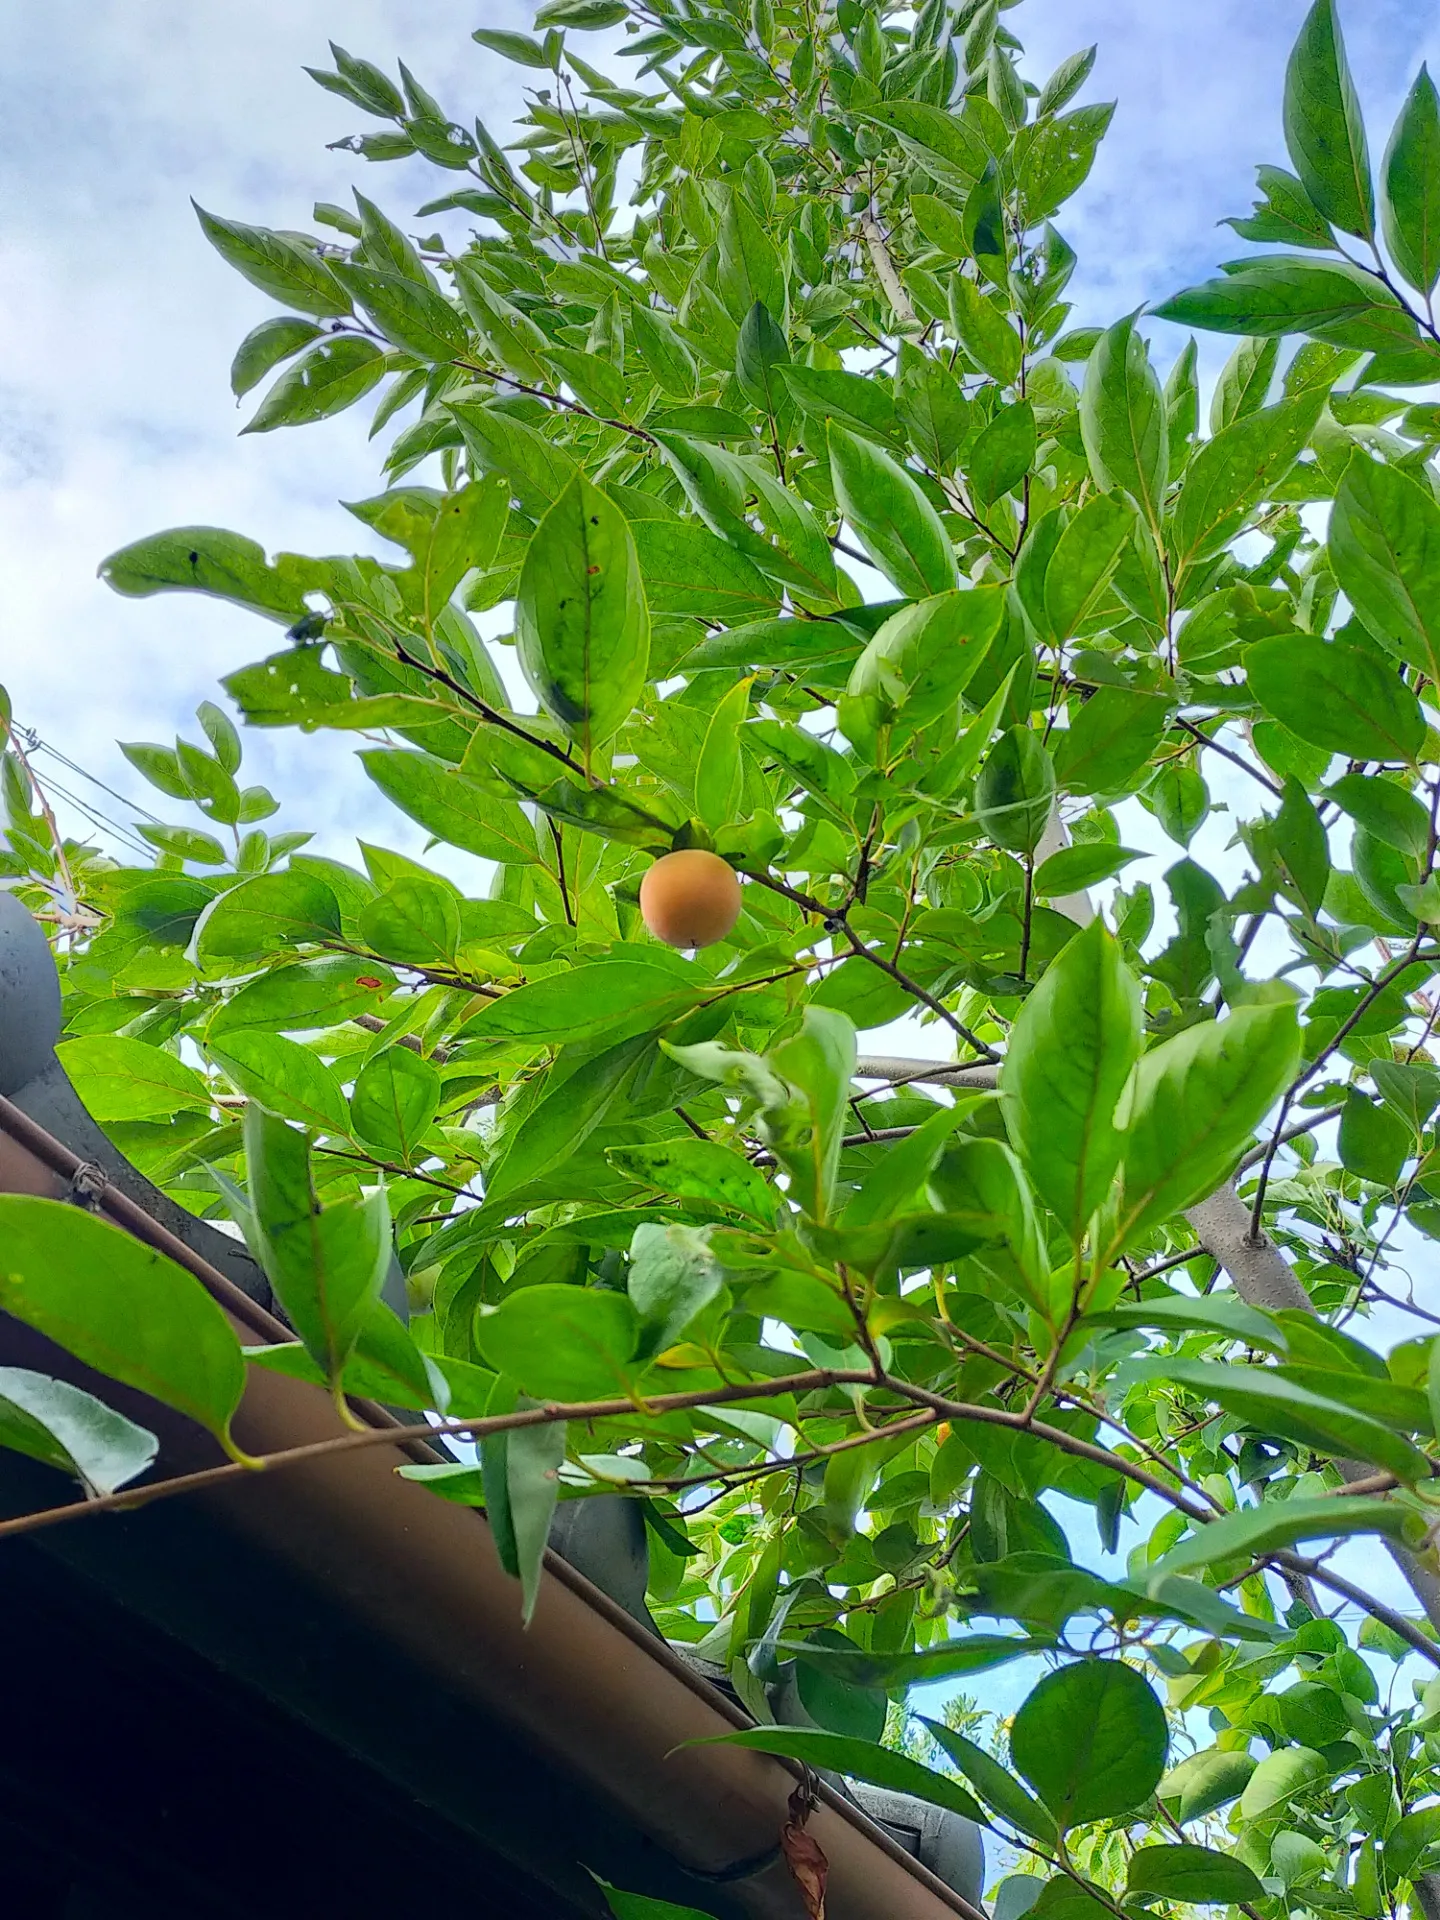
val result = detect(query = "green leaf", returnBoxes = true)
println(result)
[774,1635,1042,1691]
[248,1304,447,1416]
[1238,1746,1330,1821]
[330,261,469,362]
[631,520,774,622]
[230,316,324,397]
[475,1285,639,1400]
[0,1365,158,1498]
[0,1196,245,1450]
[359,748,536,864]
[766,1008,858,1224]
[1329,454,1440,686]
[971,401,1036,507]
[607,1138,777,1225]
[627,1222,723,1360]
[350,1047,440,1163]
[1283,0,1375,241]
[57,1034,212,1123]
[1152,1359,1430,1477]
[781,364,901,443]
[1096,1289,1286,1353]
[209,1033,349,1135]
[98,526,312,623]
[509,1413,567,1625]
[1115,1001,1301,1246]
[1126,1844,1264,1907]
[1327,772,1432,861]
[595,1882,718,1920]
[717,193,787,327]
[1002,919,1141,1242]
[842,1099,982,1229]
[1053,688,1170,798]
[920,1717,1058,1843]
[450,402,581,519]
[827,423,957,598]
[210,958,394,1037]
[487,1035,657,1202]
[463,959,698,1046]
[1383,65,1440,294]
[695,676,751,832]
[1043,492,1138,642]
[1033,843,1144,897]
[948,274,1022,385]
[1080,316,1167,531]
[1158,1748,1257,1824]
[1011,1660,1168,1829]
[242,1107,390,1386]
[694,1725,986,1827]
[193,203,351,317]
[735,300,789,416]
[358,878,460,966]
[243,337,386,433]
[516,474,651,760]
[1168,390,1324,570]
[1339,1086,1411,1185]
[1246,633,1426,764]
[975,726,1055,854]
[1154,1494,1415,1582]
[1154,257,1412,352]
[1227,166,1336,251]
[838,586,1005,760]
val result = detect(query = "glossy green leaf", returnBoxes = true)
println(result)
[1153,1358,1430,1478]
[1339,1086,1411,1185]
[974,726,1055,854]
[1053,688,1170,798]
[0,1197,245,1449]
[1158,1748,1257,1824]
[607,1138,777,1225]
[595,1882,717,1920]
[57,1034,212,1123]
[1115,1001,1301,1247]
[1382,65,1440,294]
[210,1033,349,1135]
[516,474,651,759]
[1168,390,1324,569]
[1239,1746,1331,1821]
[1246,633,1426,764]
[194,203,351,316]
[330,261,470,362]
[1154,256,1412,351]
[1032,843,1144,897]
[475,1285,639,1400]
[242,1107,390,1385]
[230,316,323,397]
[1126,1845,1263,1906]
[0,1365,158,1498]
[828,422,957,599]
[1080,315,1167,530]
[98,526,313,623]
[631,520,774,623]
[1154,1494,1415,1583]
[921,1718,1057,1843]
[780,364,900,442]
[948,274,1022,385]
[463,959,698,1046]
[243,337,386,433]
[1042,492,1137,642]
[192,869,340,961]
[627,1222,723,1360]
[1011,1660,1168,1829]
[487,1035,657,1202]
[1329,454,1440,686]
[695,675,750,831]
[839,586,1005,759]
[359,749,537,865]
[1283,0,1374,240]
[695,1725,985,1827]
[350,1047,441,1163]
[209,958,395,1036]
[1002,919,1141,1242]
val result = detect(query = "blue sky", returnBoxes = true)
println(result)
[3,0,1438,845]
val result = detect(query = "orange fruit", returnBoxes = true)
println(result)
[639,849,743,950]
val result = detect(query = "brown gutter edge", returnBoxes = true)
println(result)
[0,1092,985,1920]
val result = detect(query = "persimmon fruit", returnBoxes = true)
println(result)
[639,849,742,949]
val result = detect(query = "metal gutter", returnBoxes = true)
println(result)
[0,910,987,1920]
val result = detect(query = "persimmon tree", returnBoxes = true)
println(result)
[7,0,1440,1912]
